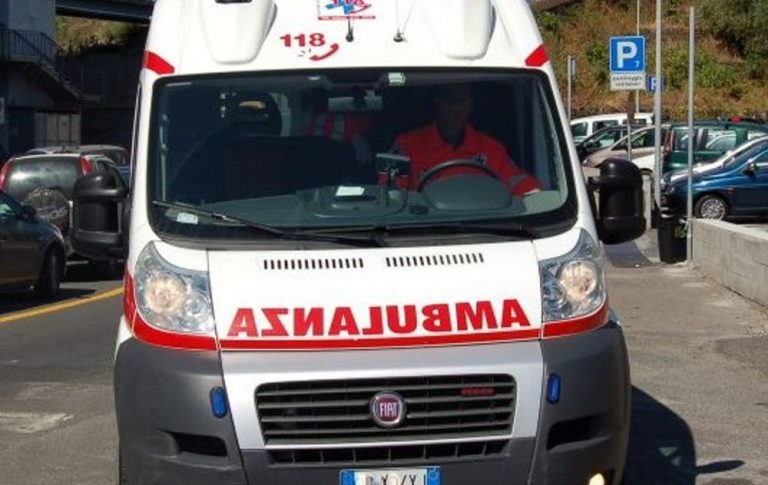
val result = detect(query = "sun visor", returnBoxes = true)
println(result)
[199,0,275,64]
[421,0,493,60]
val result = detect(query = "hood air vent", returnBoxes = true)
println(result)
[263,258,364,271]
[386,252,485,268]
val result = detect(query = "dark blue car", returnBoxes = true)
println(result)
[661,136,768,219]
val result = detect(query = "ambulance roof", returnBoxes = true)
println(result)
[144,0,547,77]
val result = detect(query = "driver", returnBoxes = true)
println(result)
[391,83,540,196]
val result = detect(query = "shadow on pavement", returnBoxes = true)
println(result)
[63,260,124,283]
[626,387,744,484]
[0,261,123,316]
[0,287,97,315]
[604,239,655,268]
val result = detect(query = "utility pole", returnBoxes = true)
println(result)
[636,0,641,114]
[567,55,576,121]
[653,0,663,210]
[686,6,695,262]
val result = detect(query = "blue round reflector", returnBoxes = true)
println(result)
[210,387,229,418]
[547,374,561,404]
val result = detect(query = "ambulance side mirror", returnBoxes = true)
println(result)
[588,158,645,244]
[71,168,129,261]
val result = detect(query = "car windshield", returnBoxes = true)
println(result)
[722,139,768,167]
[582,126,630,148]
[93,149,128,166]
[148,70,575,242]
[5,156,80,201]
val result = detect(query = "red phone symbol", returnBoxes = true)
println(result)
[309,43,340,62]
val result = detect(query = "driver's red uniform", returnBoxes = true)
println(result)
[392,123,541,196]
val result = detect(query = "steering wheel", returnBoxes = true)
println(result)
[416,158,499,192]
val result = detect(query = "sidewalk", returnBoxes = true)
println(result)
[604,235,768,484]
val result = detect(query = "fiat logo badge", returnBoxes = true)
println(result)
[370,392,406,428]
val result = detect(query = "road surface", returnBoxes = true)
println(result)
[1,239,767,484]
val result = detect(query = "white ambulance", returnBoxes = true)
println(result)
[72,1,645,484]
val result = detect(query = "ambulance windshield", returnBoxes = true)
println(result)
[148,70,576,243]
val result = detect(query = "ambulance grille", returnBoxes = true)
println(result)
[262,257,364,270]
[267,439,510,466]
[255,374,515,446]
[385,252,485,268]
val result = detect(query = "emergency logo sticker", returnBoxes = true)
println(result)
[281,32,340,62]
[318,0,376,20]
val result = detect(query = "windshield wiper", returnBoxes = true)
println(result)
[309,222,540,240]
[151,200,385,247]
[153,200,284,234]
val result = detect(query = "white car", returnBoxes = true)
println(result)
[631,152,657,175]
[571,112,654,144]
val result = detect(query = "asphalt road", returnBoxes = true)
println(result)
[0,237,767,485]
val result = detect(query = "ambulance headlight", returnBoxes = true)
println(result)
[134,243,215,333]
[540,230,605,321]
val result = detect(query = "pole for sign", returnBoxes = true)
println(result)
[653,0,663,210]
[567,55,573,121]
[627,92,633,163]
[636,0,641,114]
[686,6,695,262]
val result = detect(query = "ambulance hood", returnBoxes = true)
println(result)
[208,241,542,351]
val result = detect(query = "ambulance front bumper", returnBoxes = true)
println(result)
[114,319,630,485]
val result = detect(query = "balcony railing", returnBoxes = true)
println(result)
[0,23,82,98]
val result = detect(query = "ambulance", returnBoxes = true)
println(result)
[71,0,646,483]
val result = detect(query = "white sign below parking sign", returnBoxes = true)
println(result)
[611,73,646,91]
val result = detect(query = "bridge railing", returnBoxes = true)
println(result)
[0,22,83,98]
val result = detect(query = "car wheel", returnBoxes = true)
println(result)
[694,194,728,220]
[640,168,653,178]
[35,248,62,298]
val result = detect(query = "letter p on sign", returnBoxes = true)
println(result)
[617,43,637,69]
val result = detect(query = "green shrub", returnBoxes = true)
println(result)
[537,11,561,33]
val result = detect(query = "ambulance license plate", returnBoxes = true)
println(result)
[340,466,441,485]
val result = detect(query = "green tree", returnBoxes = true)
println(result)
[700,0,768,78]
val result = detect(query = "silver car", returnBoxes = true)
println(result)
[583,126,667,172]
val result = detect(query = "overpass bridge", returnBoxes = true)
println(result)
[56,0,153,23]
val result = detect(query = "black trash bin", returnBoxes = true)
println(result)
[657,215,687,263]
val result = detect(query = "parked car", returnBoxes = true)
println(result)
[24,144,129,166]
[583,125,669,172]
[660,136,768,219]
[0,153,124,252]
[576,124,646,162]
[0,190,66,297]
[23,145,132,188]
[571,112,653,144]
[662,121,768,174]
[630,152,658,176]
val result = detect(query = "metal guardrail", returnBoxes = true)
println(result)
[0,24,58,64]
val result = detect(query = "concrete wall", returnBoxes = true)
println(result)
[692,219,768,308]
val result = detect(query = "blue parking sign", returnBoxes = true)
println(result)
[610,36,646,72]
[647,75,663,93]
